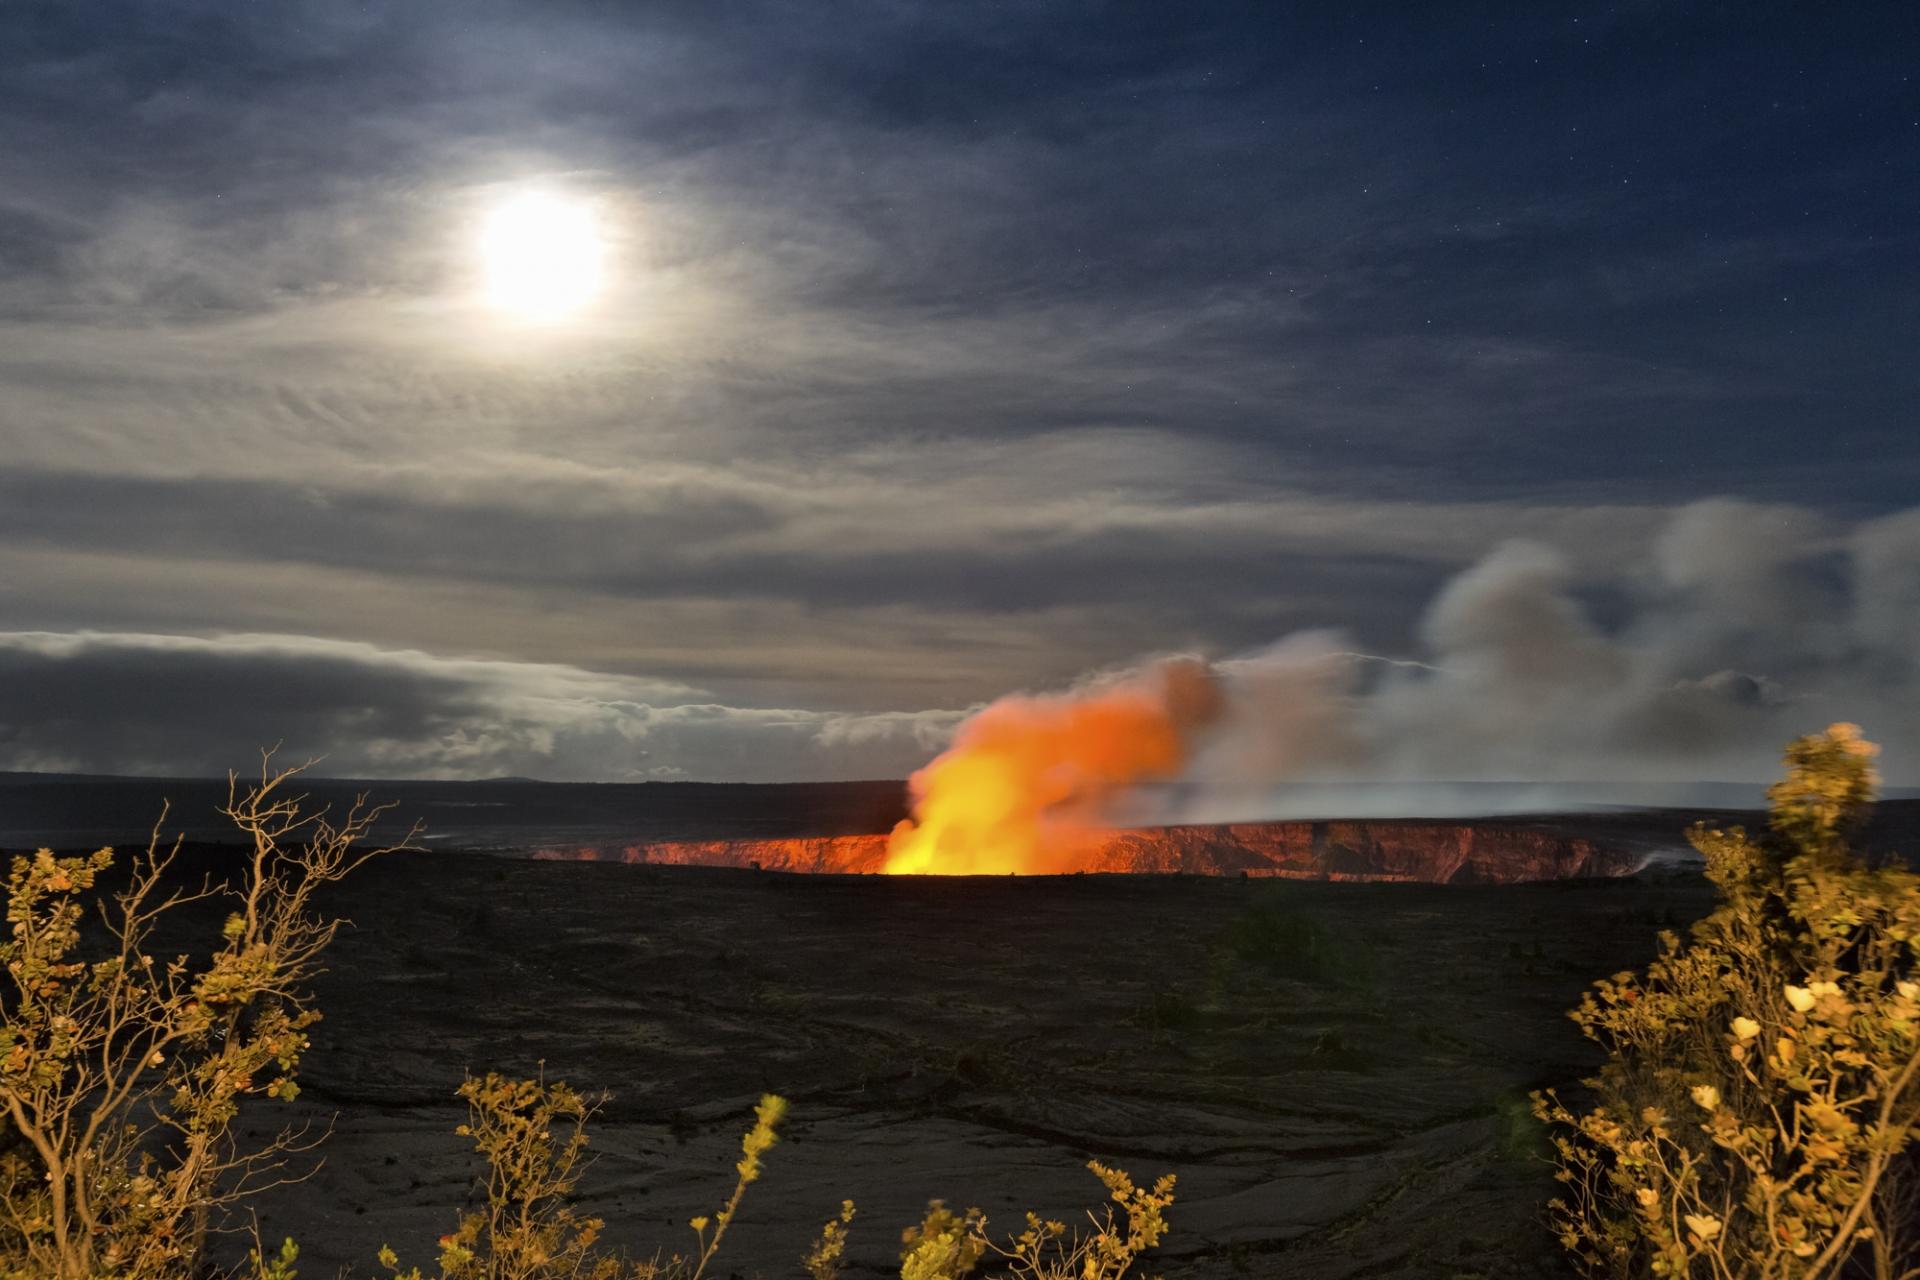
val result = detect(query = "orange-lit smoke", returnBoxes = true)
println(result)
[883,657,1224,874]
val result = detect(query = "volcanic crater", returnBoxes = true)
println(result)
[531,817,1648,882]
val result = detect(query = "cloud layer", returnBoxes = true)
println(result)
[3,499,1915,793]
[1,5,1914,780]
[0,631,959,781]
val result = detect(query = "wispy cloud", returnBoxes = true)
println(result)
[0,3,1913,775]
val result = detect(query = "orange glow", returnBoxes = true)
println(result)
[883,657,1223,875]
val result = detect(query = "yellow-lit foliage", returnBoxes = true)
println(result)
[685,1092,786,1280]
[381,1077,1176,1280]
[378,1078,788,1280]
[247,1235,300,1280]
[1535,724,1920,1279]
[802,1199,856,1280]
[377,1073,618,1280]
[898,1162,1176,1280]
[0,758,415,1280]
[900,1203,989,1280]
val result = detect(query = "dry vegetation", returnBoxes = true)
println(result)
[376,1078,1173,1280]
[0,759,418,1279]
[1536,725,1920,1279]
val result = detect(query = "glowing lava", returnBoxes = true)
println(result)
[883,657,1224,875]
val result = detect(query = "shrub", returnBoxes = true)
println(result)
[802,1199,856,1280]
[0,759,414,1280]
[897,1163,1176,1280]
[246,1235,300,1280]
[378,1076,787,1280]
[384,1073,1176,1280]
[1534,724,1920,1279]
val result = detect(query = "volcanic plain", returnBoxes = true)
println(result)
[6,777,1916,1279]
[273,852,1706,1279]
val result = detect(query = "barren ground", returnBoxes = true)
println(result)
[230,854,1719,1280]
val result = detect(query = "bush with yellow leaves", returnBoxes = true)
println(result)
[896,1163,1176,1280]
[381,1072,1176,1280]
[378,1077,787,1280]
[802,1199,857,1280]
[0,758,416,1280]
[1535,724,1920,1279]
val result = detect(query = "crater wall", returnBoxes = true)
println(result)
[530,819,1645,882]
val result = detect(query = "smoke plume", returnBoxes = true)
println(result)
[883,498,1920,873]
[883,657,1222,874]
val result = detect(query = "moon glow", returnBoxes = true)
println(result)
[480,192,604,320]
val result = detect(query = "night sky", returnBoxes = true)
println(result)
[3,3,1917,783]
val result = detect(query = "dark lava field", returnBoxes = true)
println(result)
[6,779,1916,1278]
[252,854,1721,1279]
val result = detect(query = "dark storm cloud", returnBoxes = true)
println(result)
[2,2,1916,778]
[0,632,959,781]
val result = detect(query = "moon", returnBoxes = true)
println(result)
[479,192,604,320]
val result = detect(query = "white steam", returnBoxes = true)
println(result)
[1158,497,1920,819]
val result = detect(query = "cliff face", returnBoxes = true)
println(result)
[530,819,1643,883]
[535,835,891,874]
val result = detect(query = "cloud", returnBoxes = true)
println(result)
[3,2,1913,508]
[4,497,1920,796]
[1852,508,1920,663]
[0,455,1674,700]
[0,632,963,782]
